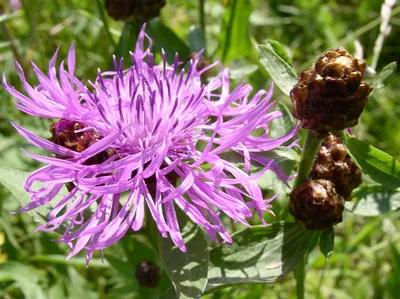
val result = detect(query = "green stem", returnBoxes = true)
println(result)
[293,130,323,299]
[199,0,206,37]
[293,131,323,188]
[1,21,29,72]
[221,0,237,62]
[95,0,116,47]
[295,256,306,299]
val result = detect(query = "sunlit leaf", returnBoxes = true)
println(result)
[345,185,400,216]
[372,62,397,91]
[255,44,297,96]
[0,166,48,223]
[0,261,47,299]
[205,222,315,293]
[267,40,293,66]
[218,0,253,63]
[340,131,400,189]
[159,215,209,299]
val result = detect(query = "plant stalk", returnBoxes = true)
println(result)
[95,0,116,47]
[199,0,206,36]
[293,131,323,188]
[293,130,323,299]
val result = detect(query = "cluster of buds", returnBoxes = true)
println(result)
[290,47,369,231]
[290,135,362,231]
[105,0,166,22]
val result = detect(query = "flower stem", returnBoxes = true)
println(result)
[293,130,323,299]
[199,0,206,36]
[295,255,306,299]
[95,0,116,47]
[293,131,323,188]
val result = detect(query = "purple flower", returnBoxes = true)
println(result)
[3,25,298,263]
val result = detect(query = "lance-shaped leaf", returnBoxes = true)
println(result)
[205,222,315,293]
[340,131,400,190]
[0,166,52,224]
[159,215,209,299]
[372,61,397,91]
[255,44,297,96]
[319,231,334,260]
[346,185,400,216]
[218,0,252,63]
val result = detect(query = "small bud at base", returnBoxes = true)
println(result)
[135,261,161,288]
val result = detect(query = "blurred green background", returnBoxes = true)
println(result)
[0,0,399,298]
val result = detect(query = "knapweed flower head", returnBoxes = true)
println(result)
[3,25,298,263]
[290,47,372,137]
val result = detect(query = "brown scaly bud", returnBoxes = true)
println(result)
[310,134,362,200]
[50,119,115,190]
[290,47,373,137]
[290,179,345,232]
[105,0,166,22]
[135,261,160,288]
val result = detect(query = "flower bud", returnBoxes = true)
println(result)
[290,179,345,231]
[310,135,362,200]
[135,261,160,288]
[105,0,166,22]
[50,119,115,167]
[290,47,373,137]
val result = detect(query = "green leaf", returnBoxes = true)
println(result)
[266,40,293,66]
[0,166,49,223]
[218,0,253,63]
[48,279,67,299]
[220,146,299,168]
[345,185,400,216]
[187,25,206,53]
[158,287,178,299]
[229,60,259,80]
[372,62,397,90]
[340,131,400,189]
[387,243,400,297]
[319,231,334,260]
[255,44,297,96]
[30,254,110,268]
[114,22,142,64]
[258,147,301,164]
[159,215,209,299]
[0,261,47,299]
[0,166,70,225]
[269,102,295,139]
[205,222,315,293]
[147,19,190,65]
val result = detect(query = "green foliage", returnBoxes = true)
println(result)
[0,166,50,223]
[206,222,315,292]
[372,62,397,90]
[340,131,400,189]
[346,185,400,216]
[218,0,252,63]
[159,215,209,299]
[255,44,297,96]
[319,232,334,260]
